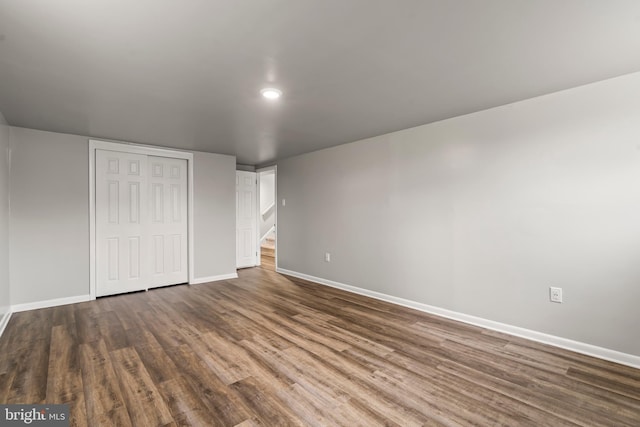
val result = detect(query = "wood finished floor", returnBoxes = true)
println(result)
[1,267,639,426]
[260,246,275,272]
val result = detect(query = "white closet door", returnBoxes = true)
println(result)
[96,150,149,296]
[148,156,188,288]
[236,171,257,268]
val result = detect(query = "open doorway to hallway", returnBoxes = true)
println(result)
[258,167,276,271]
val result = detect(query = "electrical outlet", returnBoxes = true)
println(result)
[549,287,563,303]
[324,252,331,262]
[282,198,286,207]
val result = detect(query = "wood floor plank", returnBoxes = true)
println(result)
[110,347,174,427]
[437,360,615,426]
[228,376,304,426]
[441,339,640,422]
[75,308,100,345]
[79,340,132,427]
[6,338,50,404]
[0,266,638,426]
[566,366,640,400]
[157,377,220,427]
[125,328,178,385]
[292,313,395,357]
[96,311,131,351]
[110,297,149,331]
[137,306,199,350]
[46,325,87,427]
[0,371,16,403]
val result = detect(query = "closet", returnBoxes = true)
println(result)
[95,149,188,297]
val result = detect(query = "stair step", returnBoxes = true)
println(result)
[261,247,275,257]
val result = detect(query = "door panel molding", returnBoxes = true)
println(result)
[96,150,148,296]
[89,139,194,299]
[148,156,188,289]
[236,170,258,268]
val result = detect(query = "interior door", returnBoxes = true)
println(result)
[96,149,149,296]
[236,171,257,268]
[148,156,189,288]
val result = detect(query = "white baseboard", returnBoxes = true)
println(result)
[11,294,92,313]
[276,268,640,370]
[0,310,12,340]
[190,272,238,285]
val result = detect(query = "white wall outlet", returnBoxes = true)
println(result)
[282,198,286,207]
[549,287,563,303]
[324,252,331,262]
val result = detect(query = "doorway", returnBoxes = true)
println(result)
[258,167,276,271]
[236,170,258,268]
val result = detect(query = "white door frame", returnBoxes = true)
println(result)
[89,139,195,300]
[257,165,277,270]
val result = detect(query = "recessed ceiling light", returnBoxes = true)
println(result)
[260,88,282,100]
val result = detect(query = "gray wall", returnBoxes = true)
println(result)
[278,71,640,357]
[236,164,256,172]
[8,127,237,305]
[193,151,236,279]
[9,127,89,304]
[0,112,10,318]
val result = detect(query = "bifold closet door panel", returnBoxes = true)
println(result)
[148,156,188,288]
[96,150,149,297]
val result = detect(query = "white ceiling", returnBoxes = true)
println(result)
[1,1,640,166]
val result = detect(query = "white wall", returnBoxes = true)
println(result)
[193,151,236,279]
[9,128,90,304]
[278,71,640,357]
[0,112,10,321]
[8,127,237,305]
